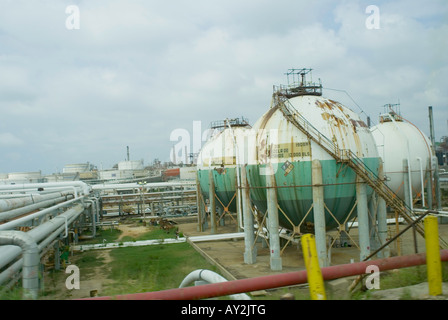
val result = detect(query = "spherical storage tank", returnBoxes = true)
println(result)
[246,92,381,231]
[370,112,433,201]
[197,119,252,213]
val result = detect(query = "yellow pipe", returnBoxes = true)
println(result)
[301,234,327,300]
[424,216,442,296]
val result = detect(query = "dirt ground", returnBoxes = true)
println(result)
[116,224,149,241]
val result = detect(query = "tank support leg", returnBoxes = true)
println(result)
[357,177,371,261]
[312,159,328,267]
[377,162,390,258]
[404,159,418,253]
[209,170,217,234]
[266,164,282,271]
[242,165,256,264]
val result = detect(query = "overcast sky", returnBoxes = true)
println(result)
[0,0,447,175]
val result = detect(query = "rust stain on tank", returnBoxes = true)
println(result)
[352,131,363,157]
[315,100,334,110]
[321,111,346,127]
[321,112,330,121]
[357,120,368,128]
[259,104,278,131]
[350,119,358,132]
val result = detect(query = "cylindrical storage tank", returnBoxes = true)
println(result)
[180,167,197,180]
[246,94,381,231]
[98,170,134,180]
[118,160,144,171]
[164,168,180,177]
[197,125,252,213]
[7,172,43,183]
[370,113,433,201]
[63,163,90,174]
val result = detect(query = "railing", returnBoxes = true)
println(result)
[275,94,429,239]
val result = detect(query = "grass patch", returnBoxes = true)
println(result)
[101,242,219,296]
[377,266,427,290]
[75,251,106,278]
[352,261,448,300]
[377,261,448,291]
[80,228,122,245]
[0,286,23,300]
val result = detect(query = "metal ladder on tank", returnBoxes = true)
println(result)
[274,93,435,242]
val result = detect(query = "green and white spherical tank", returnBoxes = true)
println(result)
[197,126,252,213]
[246,94,381,231]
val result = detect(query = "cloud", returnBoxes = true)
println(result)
[0,132,24,146]
[0,0,446,174]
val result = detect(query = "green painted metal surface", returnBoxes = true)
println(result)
[246,157,381,231]
[197,157,381,231]
[197,167,238,213]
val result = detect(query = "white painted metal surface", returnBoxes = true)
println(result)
[197,126,253,170]
[118,160,144,171]
[248,95,379,166]
[179,269,251,300]
[370,116,432,200]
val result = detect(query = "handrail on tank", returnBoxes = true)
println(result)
[275,93,448,248]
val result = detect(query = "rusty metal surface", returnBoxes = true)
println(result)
[249,94,378,166]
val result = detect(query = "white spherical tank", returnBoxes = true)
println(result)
[370,113,433,201]
[246,94,381,231]
[197,126,251,169]
[197,123,252,213]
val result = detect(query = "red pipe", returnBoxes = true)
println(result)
[83,249,448,300]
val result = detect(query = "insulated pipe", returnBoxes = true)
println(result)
[0,181,91,197]
[0,191,75,213]
[12,186,80,199]
[84,249,448,300]
[0,258,22,288]
[0,204,86,288]
[178,269,251,300]
[0,231,39,300]
[0,207,83,288]
[84,199,98,238]
[1,186,80,199]
[0,197,86,231]
[0,193,74,223]
[36,206,83,251]
[0,205,85,262]
[27,204,85,242]
[91,181,195,191]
